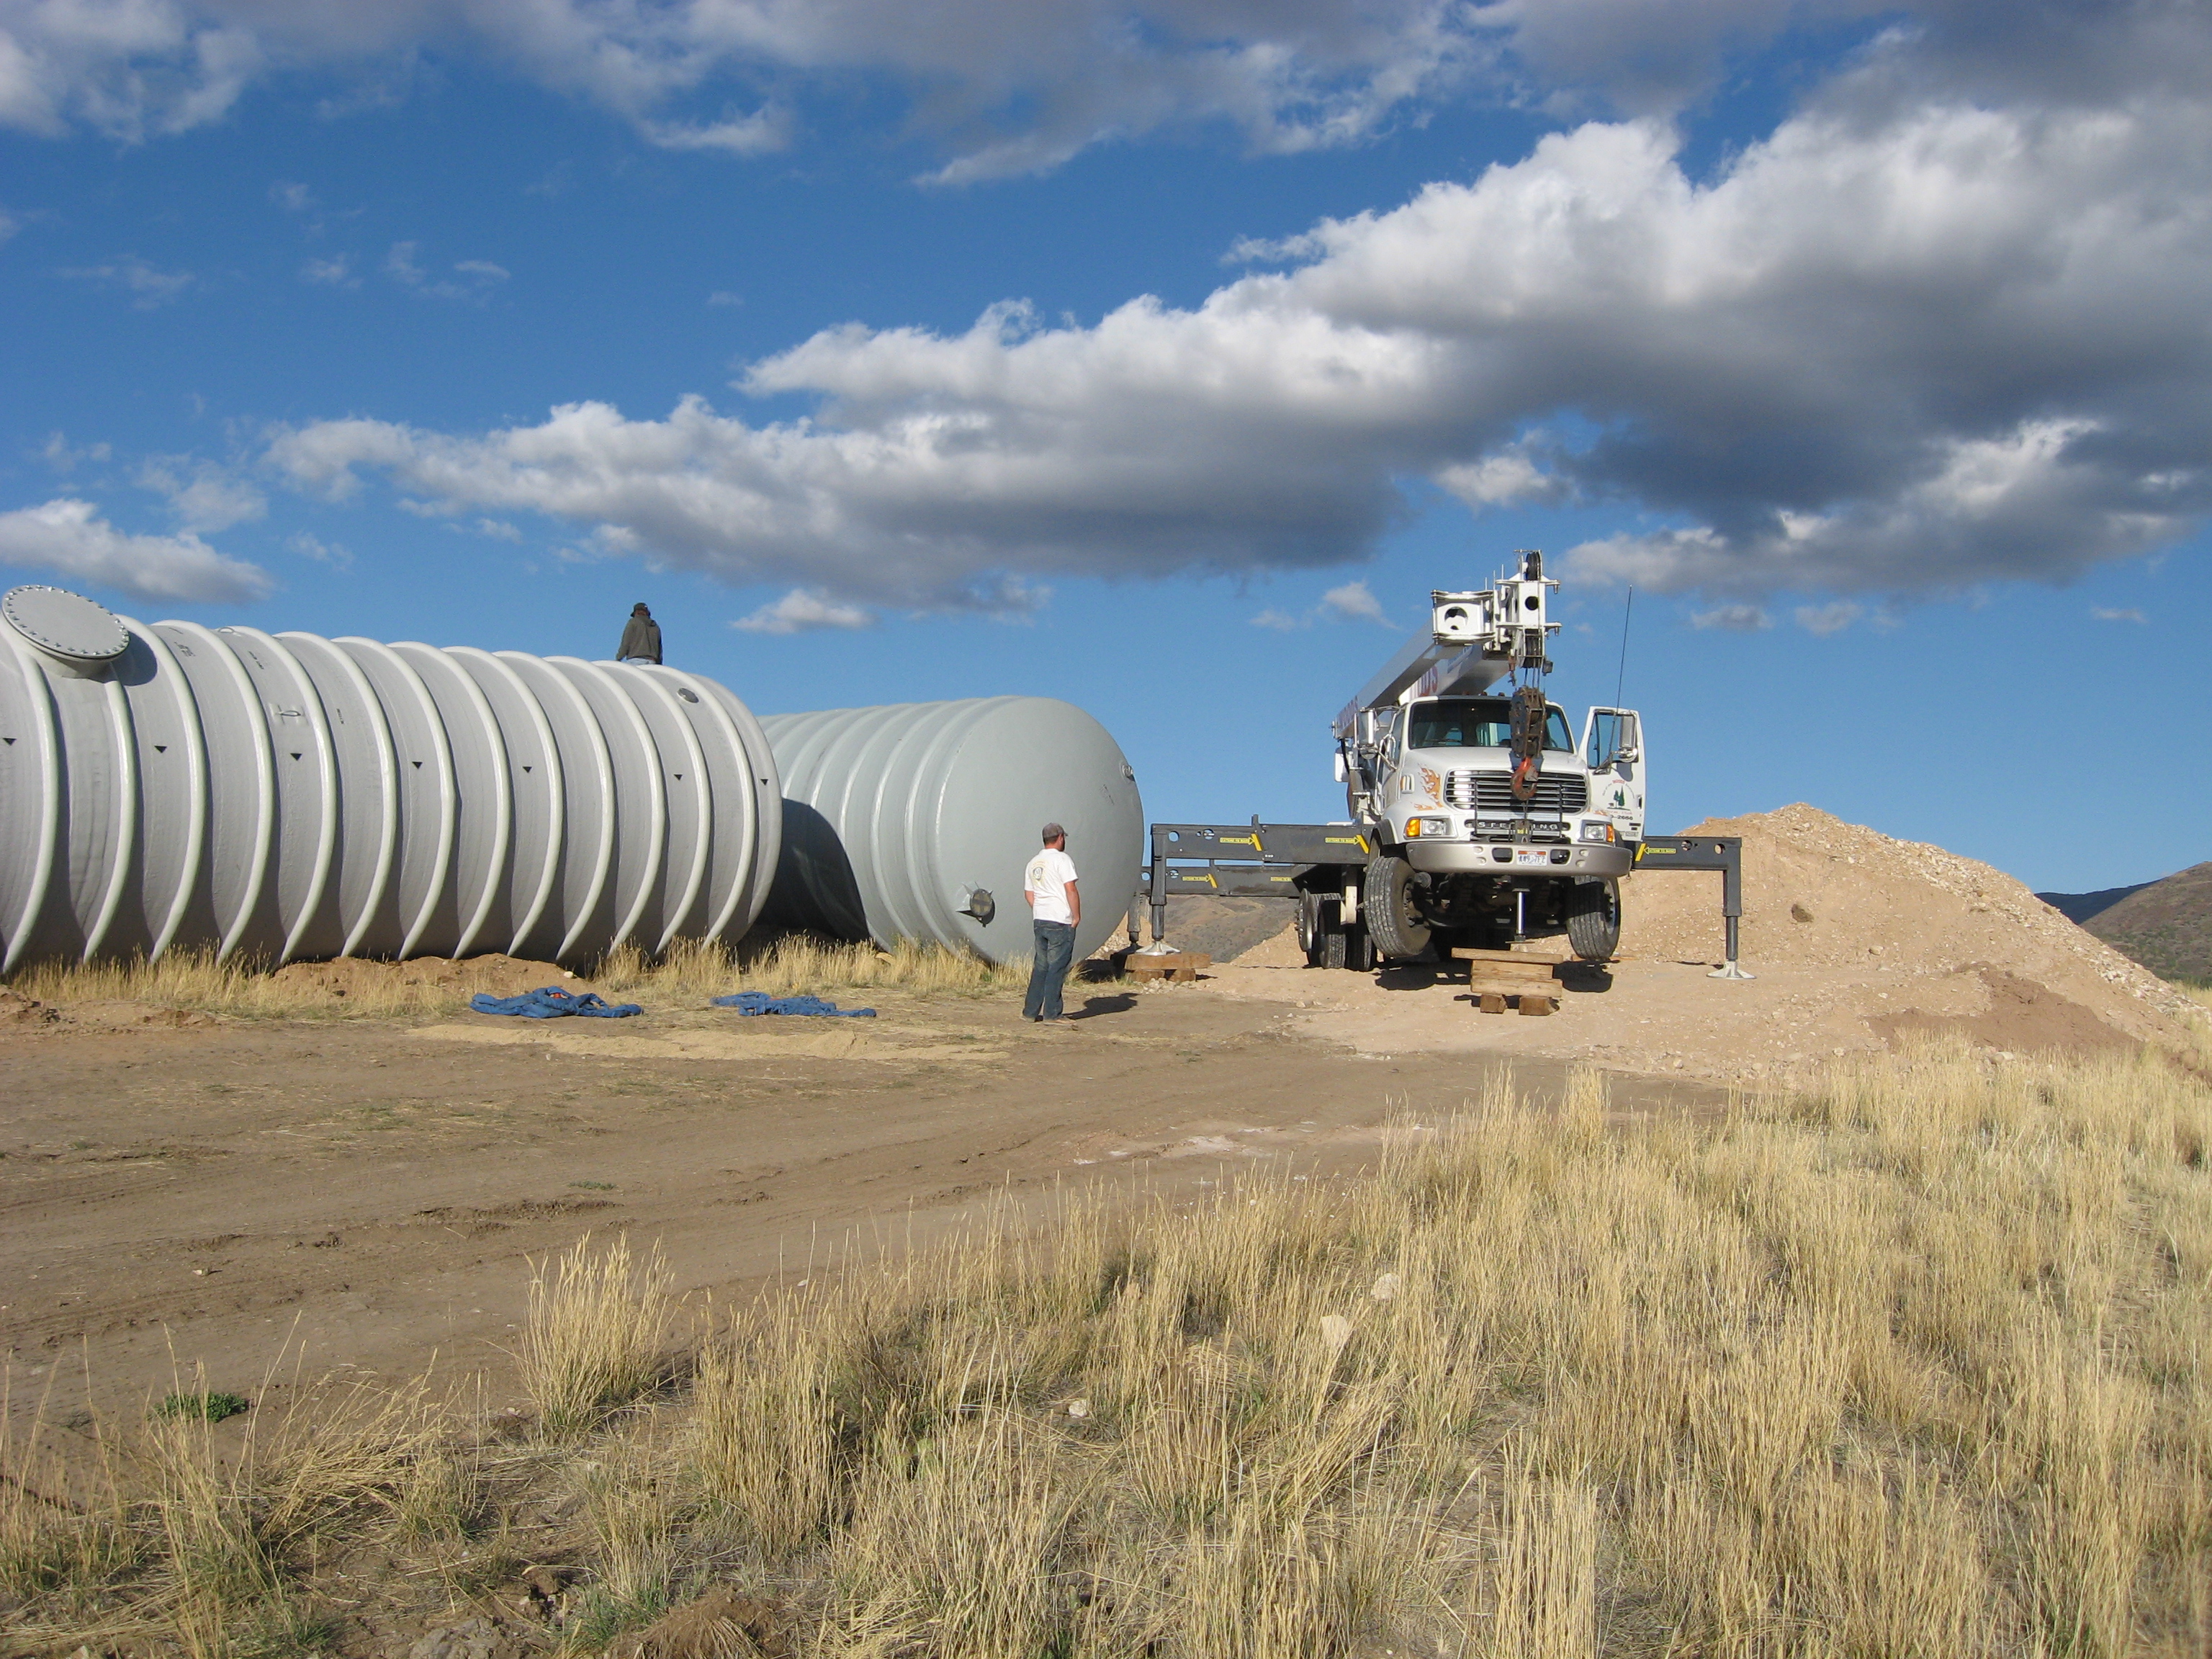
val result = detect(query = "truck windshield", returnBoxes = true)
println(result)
[1405,698,1572,752]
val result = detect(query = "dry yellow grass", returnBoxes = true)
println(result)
[5,1043,2208,1656]
[518,1233,677,1439]
[4,930,1026,1020]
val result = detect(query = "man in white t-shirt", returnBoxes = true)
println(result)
[1022,822,1081,1024]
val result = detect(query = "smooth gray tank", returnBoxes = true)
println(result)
[760,697,1143,966]
[0,585,782,971]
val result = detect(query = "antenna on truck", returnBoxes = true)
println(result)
[1614,585,1634,707]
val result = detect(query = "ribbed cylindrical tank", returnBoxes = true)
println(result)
[760,696,1143,966]
[0,585,783,971]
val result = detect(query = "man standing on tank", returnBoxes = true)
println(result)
[1022,823,1080,1025]
[619,603,662,665]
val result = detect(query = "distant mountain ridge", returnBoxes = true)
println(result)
[2041,863,2212,983]
[2035,882,2154,924]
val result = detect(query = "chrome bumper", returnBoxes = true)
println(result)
[1406,842,1634,878]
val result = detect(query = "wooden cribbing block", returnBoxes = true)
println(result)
[1516,994,1557,1016]
[1477,992,1508,1015]
[1125,950,1210,984]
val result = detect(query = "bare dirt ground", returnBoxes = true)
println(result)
[4,803,2202,1438]
[0,979,1721,1432]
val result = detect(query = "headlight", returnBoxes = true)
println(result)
[1577,820,1617,844]
[1406,816,1451,838]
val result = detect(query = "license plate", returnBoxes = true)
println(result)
[1513,848,1551,866]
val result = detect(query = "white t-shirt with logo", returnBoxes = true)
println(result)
[1024,848,1079,925]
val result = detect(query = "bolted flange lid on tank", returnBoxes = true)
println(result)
[3,585,129,665]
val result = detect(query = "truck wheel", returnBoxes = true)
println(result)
[1321,920,1373,971]
[1298,892,1323,963]
[1362,853,1431,962]
[1565,878,1621,962]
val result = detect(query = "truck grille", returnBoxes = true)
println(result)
[1443,770,1589,814]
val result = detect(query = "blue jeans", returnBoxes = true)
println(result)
[1025,920,1075,1019]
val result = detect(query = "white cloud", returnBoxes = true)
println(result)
[0,0,1501,173]
[58,255,192,307]
[2090,605,2147,623]
[706,289,743,307]
[1690,603,1771,631]
[288,530,351,570]
[1794,601,1863,635]
[301,253,354,286]
[1251,607,1301,630]
[384,240,426,285]
[639,107,786,156]
[138,457,266,532]
[1436,447,1565,510]
[258,34,2212,611]
[1318,580,1393,625]
[732,588,875,634]
[385,241,507,298]
[0,204,17,246]
[40,432,110,472]
[269,179,313,211]
[0,498,271,601]
[474,518,521,541]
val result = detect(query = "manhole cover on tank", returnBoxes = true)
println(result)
[3,585,129,665]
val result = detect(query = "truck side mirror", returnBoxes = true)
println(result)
[1615,745,1640,764]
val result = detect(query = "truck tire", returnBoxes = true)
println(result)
[1321,919,1374,971]
[1565,878,1621,962]
[1362,853,1431,962]
[1298,891,1325,964]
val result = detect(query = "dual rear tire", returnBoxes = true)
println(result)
[1300,889,1373,971]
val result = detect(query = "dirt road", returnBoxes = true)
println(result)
[0,979,1722,1424]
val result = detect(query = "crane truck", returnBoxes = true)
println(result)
[1138,551,1748,976]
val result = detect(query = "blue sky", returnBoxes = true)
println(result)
[2,0,2207,893]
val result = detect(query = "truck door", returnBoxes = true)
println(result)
[1579,708,1646,841]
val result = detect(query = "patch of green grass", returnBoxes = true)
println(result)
[571,1179,616,1190]
[154,1390,250,1423]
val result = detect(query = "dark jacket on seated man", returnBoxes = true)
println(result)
[619,604,662,664]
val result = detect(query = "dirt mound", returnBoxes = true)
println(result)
[1619,804,2198,1051]
[1230,921,1305,967]
[268,953,580,1002]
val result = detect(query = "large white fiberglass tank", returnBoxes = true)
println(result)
[0,585,781,971]
[760,697,1143,966]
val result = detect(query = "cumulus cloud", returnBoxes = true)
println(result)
[732,588,875,634]
[138,457,266,532]
[261,45,2212,611]
[0,0,1500,169]
[2091,605,2147,624]
[0,498,271,601]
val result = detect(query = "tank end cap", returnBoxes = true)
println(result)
[3,585,130,666]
